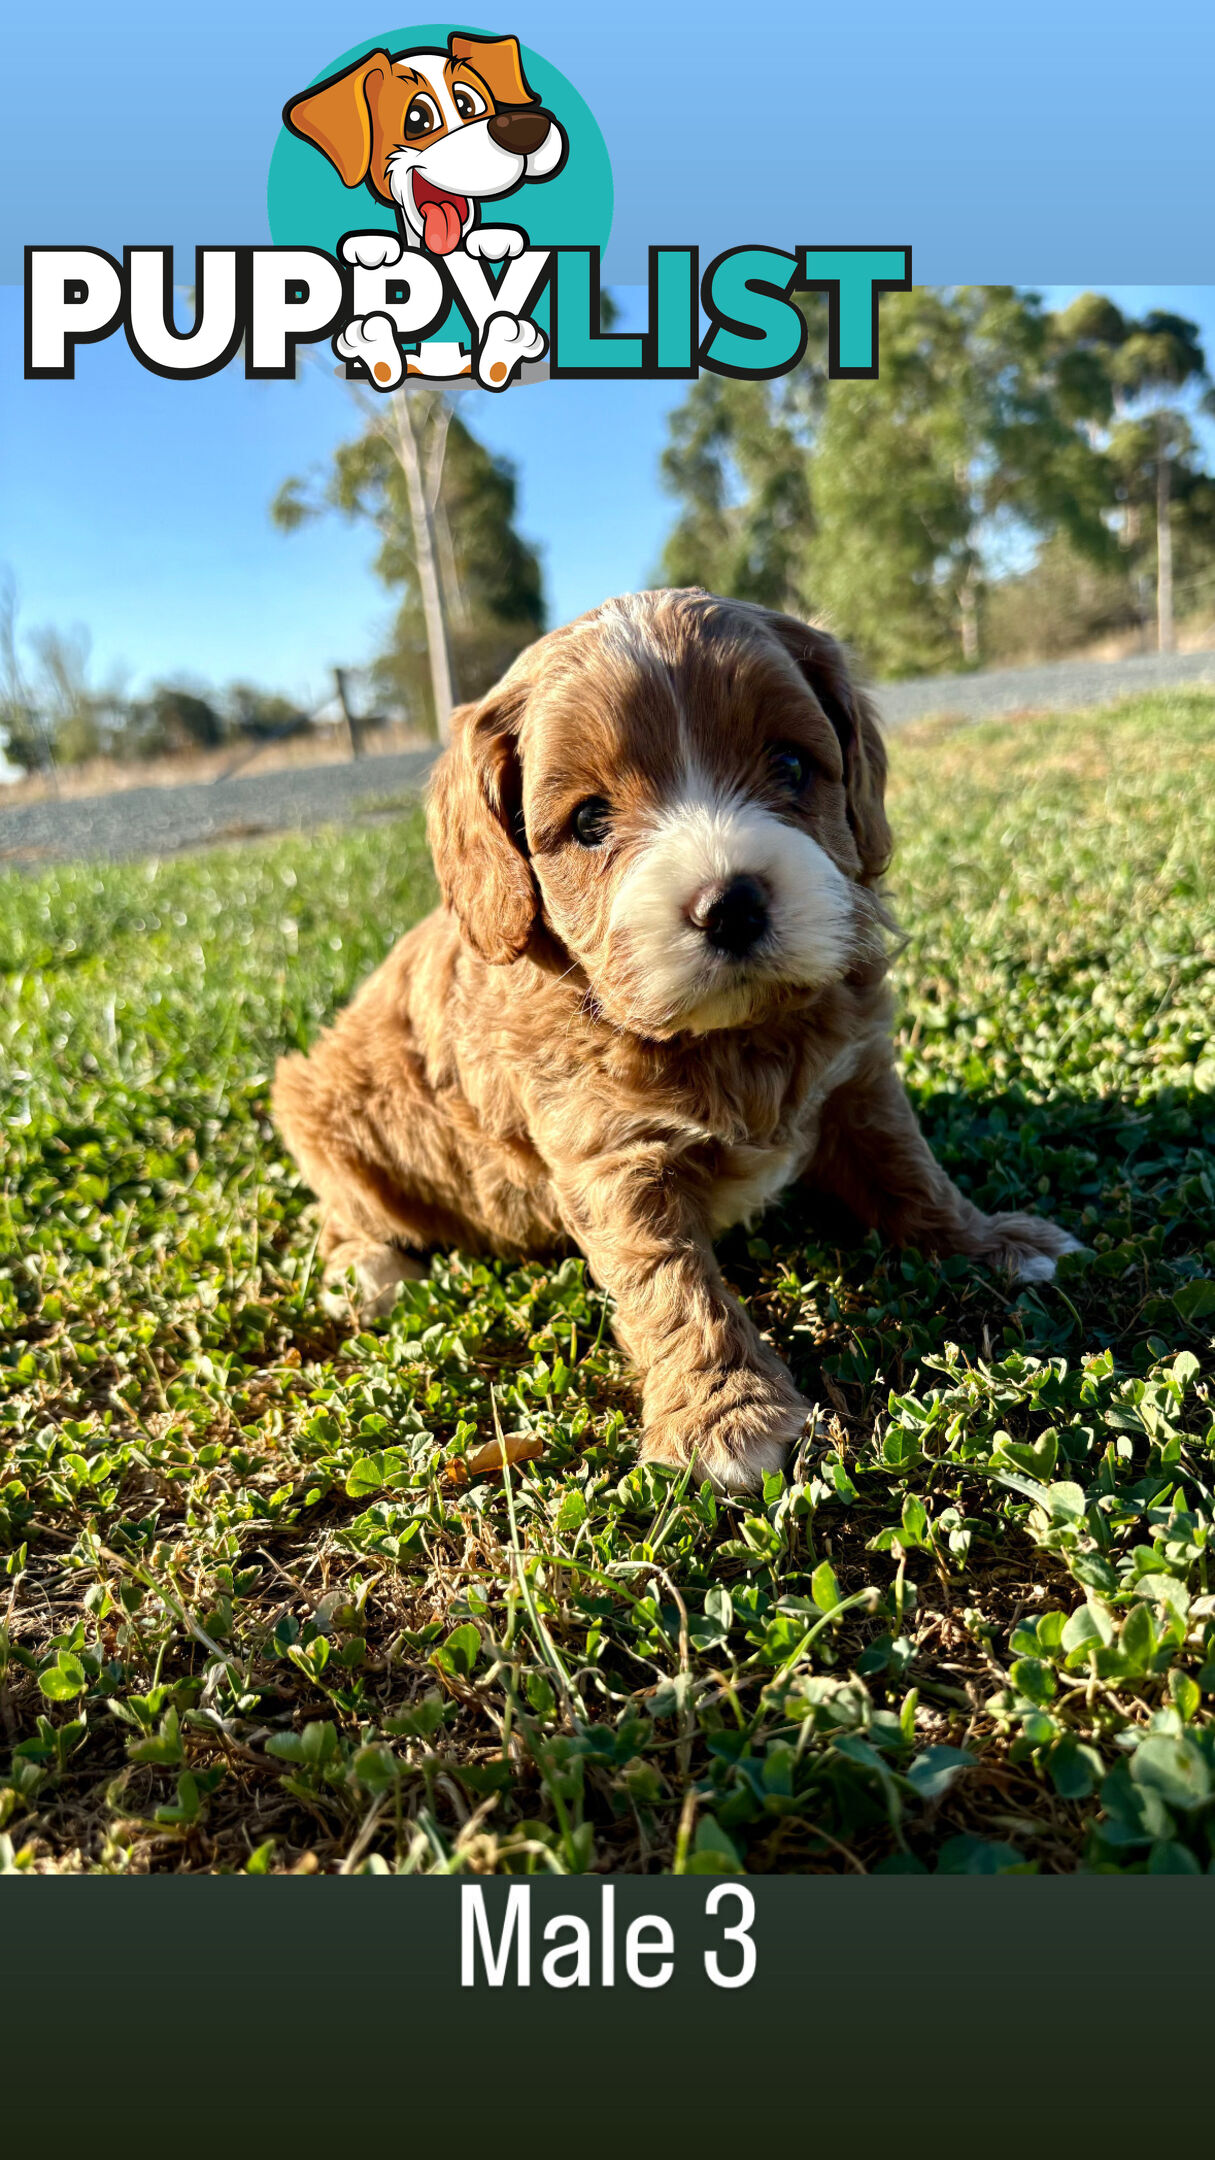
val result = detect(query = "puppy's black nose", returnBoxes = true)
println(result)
[693,875,770,958]
[487,109,552,155]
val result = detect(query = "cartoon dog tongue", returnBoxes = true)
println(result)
[414,180,468,255]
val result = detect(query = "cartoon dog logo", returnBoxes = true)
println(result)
[284,32,566,391]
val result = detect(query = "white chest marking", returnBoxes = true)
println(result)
[707,1144,801,1235]
[704,1040,864,1237]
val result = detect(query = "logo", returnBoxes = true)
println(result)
[24,25,911,389]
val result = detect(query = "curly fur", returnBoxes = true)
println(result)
[273,589,1077,1490]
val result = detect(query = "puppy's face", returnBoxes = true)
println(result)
[284,36,566,257]
[383,57,564,253]
[429,592,892,1041]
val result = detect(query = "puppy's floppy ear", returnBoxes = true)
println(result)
[756,608,892,885]
[283,50,390,187]
[448,31,539,106]
[426,689,538,964]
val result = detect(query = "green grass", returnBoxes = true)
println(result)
[2,689,1214,1875]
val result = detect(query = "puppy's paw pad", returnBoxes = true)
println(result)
[464,227,525,262]
[340,231,404,270]
[476,310,546,389]
[334,312,403,389]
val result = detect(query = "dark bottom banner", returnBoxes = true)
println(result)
[4,1878,1212,2136]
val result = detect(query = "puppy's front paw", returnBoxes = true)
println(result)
[640,1367,810,1494]
[334,312,404,389]
[464,226,525,262]
[977,1213,1085,1286]
[321,1239,426,1323]
[1012,1232,1085,1285]
[475,310,547,389]
[340,231,404,270]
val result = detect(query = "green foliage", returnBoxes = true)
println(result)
[0,605,123,770]
[271,392,545,731]
[0,691,1212,1873]
[1059,299,1215,639]
[658,286,1215,676]
[0,572,315,771]
[982,533,1142,664]
[659,370,817,613]
[808,288,1116,676]
[123,683,225,757]
[222,685,308,743]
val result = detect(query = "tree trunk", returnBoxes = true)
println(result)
[1156,430,1174,655]
[389,392,456,743]
[423,400,469,640]
[958,571,979,664]
[434,498,468,638]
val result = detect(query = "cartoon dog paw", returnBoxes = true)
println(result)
[464,227,526,263]
[334,312,404,390]
[475,311,547,390]
[340,231,404,270]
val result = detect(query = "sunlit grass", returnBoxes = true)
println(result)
[1,690,1213,1874]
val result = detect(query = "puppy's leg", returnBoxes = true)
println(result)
[806,1061,1081,1282]
[273,1049,433,1323]
[319,1237,427,1322]
[555,1151,809,1492]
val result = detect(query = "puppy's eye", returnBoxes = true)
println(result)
[453,85,486,120]
[770,743,808,795]
[571,797,611,848]
[404,95,441,139]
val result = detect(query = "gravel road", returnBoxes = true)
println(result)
[3,647,1213,869]
[0,747,438,870]
[875,644,1215,726]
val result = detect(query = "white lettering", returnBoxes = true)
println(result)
[444,247,551,338]
[127,249,239,374]
[27,249,123,375]
[461,1883,531,1987]
[248,248,344,374]
[625,1915,674,1989]
[541,1915,591,1989]
[704,1884,756,1988]
[352,252,447,341]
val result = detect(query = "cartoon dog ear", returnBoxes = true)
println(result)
[756,608,892,885]
[283,50,391,187]
[448,31,539,106]
[426,688,539,964]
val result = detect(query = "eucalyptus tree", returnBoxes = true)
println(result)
[1052,297,1213,651]
[657,287,1117,676]
[272,389,544,739]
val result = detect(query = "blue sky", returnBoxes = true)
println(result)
[2,4,1214,724]
[5,2,1213,286]
[0,284,684,709]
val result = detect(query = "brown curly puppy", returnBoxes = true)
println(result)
[273,589,1077,1489]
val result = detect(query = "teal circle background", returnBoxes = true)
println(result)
[266,25,612,256]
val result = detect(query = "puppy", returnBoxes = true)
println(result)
[273,590,1079,1492]
[285,33,561,391]
[284,34,566,259]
